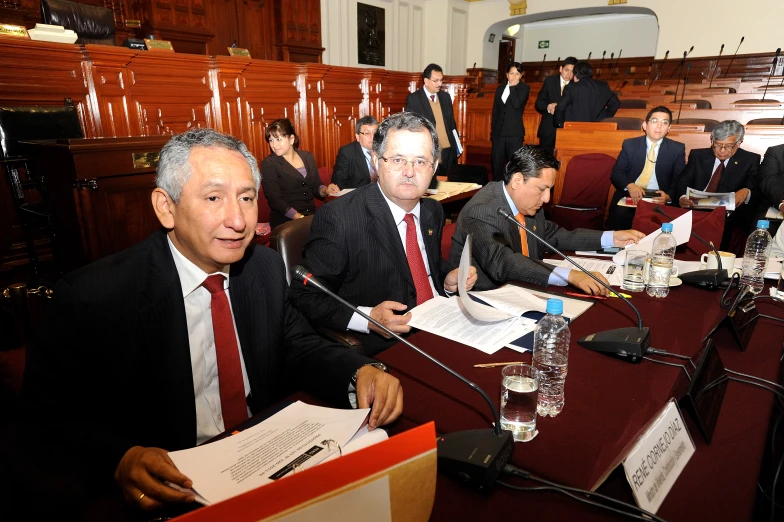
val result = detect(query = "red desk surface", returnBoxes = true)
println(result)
[377,283,784,521]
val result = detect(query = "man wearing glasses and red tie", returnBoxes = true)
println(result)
[291,112,477,356]
[675,119,761,251]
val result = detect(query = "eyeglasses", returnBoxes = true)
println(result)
[358,131,375,136]
[380,156,435,172]
[712,141,739,151]
[427,77,444,84]
[647,118,670,126]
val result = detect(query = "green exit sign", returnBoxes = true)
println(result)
[538,40,549,49]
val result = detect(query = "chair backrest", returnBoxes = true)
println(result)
[40,0,116,45]
[672,118,720,132]
[620,99,648,109]
[679,99,712,109]
[600,117,644,131]
[270,215,314,284]
[447,163,488,185]
[0,103,83,158]
[747,118,784,126]
[632,201,726,260]
[559,153,616,208]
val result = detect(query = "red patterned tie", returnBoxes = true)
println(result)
[404,214,435,305]
[430,94,436,102]
[705,161,724,193]
[202,274,248,430]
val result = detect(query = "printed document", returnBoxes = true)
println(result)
[685,187,735,211]
[613,211,692,265]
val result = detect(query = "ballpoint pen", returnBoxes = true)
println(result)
[564,292,606,300]
[474,362,525,368]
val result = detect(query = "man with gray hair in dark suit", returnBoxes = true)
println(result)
[450,146,644,295]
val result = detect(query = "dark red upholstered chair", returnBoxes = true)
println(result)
[632,201,726,261]
[442,222,456,259]
[550,153,616,231]
[315,167,332,210]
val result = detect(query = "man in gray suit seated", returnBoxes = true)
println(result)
[450,146,644,295]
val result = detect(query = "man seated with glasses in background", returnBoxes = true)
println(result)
[290,112,477,356]
[675,120,761,252]
[606,106,686,230]
[329,116,380,193]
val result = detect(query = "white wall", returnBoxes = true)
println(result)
[466,0,783,71]
[519,14,657,62]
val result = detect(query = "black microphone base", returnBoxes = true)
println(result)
[437,428,515,490]
[680,269,728,290]
[577,327,650,363]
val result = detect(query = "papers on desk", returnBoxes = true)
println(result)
[766,206,784,220]
[685,188,735,211]
[426,181,481,201]
[617,197,654,208]
[543,258,624,287]
[168,402,380,506]
[613,211,692,265]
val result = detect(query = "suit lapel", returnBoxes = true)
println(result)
[274,154,307,182]
[354,141,372,178]
[420,89,436,123]
[366,185,415,290]
[494,183,523,253]
[420,201,444,296]
[229,255,266,403]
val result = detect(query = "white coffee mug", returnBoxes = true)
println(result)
[700,251,736,270]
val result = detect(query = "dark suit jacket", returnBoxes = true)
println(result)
[759,144,784,208]
[331,141,372,189]
[22,231,371,488]
[535,74,567,140]
[553,77,620,127]
[674,147,761,202]
[491,82,530,137]
[610,136,686,206]
[405,88,459,151]
[290,183,452,355]
[261,149,322,229]
[449,182,603,289]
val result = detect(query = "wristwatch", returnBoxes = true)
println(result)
[351,362,389,387]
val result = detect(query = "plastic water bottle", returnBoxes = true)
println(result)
[532,299,570,417]
[646,223,677,298]
[741,220,772,294]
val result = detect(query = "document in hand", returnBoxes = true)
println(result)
[685,187,735,211]
[168,401,383,505]
[613,211,692,265]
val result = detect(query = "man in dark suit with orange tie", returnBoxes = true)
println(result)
[535,56,576,154]
[291,112,477,356]
[490,62,530,181]
[675,120,761,251]
[329,115,380,191]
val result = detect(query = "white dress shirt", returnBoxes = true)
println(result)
[347,188,439,333]
[167,237,251,445]
[501,83,510,103]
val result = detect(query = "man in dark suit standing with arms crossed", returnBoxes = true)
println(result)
[450,146,643,294]
[329,115,380,192]
[490,62,530,182]
[21,129,402,516]
[675,120,760,251]
[606,106,686,230]
[554,61,620,127]
[535,56,576,154]
[291,112,477,356]
[406,63,460,179]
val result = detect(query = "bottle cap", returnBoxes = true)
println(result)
[546,298,563,315]
[661,223,673,233]
[757,220,770,229]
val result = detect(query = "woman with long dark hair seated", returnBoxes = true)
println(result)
[260,118,336,228]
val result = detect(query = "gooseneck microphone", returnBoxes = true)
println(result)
[291,265,514,489]
[762,48,781,101]
[676,63,692,123]
[653,207,729,290]
[496,208,650,362]
[669,50,688,79]
[648,50,669,91]
[709,44,724,88]
[724,36,745,78]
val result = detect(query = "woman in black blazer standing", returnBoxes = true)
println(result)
[261,119,336,229]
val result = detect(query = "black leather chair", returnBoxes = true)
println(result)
[747,118,784,125]
[0,101,83,280]
[680,99,712,109]
[270,217,364,352]
[41,0,116,45]
[447,163,488,185]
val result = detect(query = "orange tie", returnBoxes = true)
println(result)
[515,213,529,257]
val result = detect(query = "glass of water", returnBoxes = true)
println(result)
[622,250,648,292]
[500,364,540,442]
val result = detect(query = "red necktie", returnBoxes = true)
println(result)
[705,161,724,193]
[404,214,434,305]
[202,274,248,430]
[430,94,436,102]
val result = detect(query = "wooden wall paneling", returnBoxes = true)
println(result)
[143,0,213,55]
[369,70,418,121]
[0,39,95,137]
[238,60,304,163]
[212,55,250,138]
[125,52,214,135]
[274,0,323,63]
[235,0,276,61]
[83,44,138,137]
[205,0,238,57]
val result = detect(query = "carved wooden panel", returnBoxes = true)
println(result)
[212,56,249,139]
[84,45,137,137]
[236,0,276,61]
[369,70,418,120]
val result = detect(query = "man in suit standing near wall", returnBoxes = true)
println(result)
[490,62,530,182]
[329,115,380,192]
[291,112,476,356]
[21,129,402,515]
[606,106,686,230]
[554,61,620,127]
[535,56,576,154]
[450,146,643,295]
[406,63,460,179]
[675,120,760,251]
[758,143,784,216]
